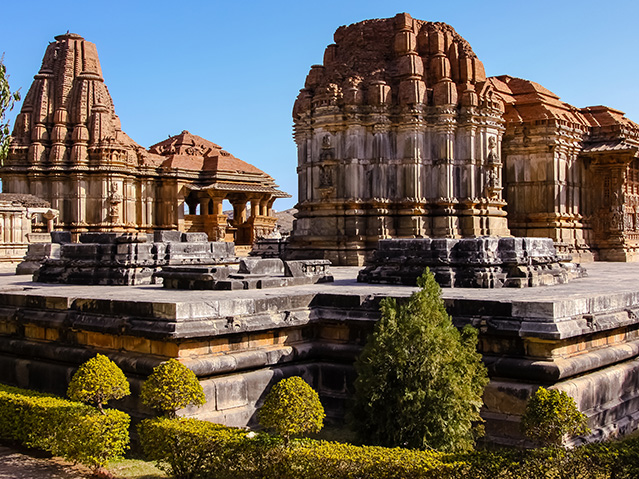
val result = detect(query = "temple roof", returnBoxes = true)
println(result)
[9,32,146,163]
[148,131,266,175]
[490,75,639,143]
[0,193,51,208]
[293,13,497,119]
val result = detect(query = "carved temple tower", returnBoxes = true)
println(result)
[288,13,639,265]
[287,14,509,265]
[3,33,159,234]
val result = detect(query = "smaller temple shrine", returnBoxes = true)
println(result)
[149,131,289,245]
[0,193,57,262]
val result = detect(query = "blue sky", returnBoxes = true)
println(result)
[1,0,637,211]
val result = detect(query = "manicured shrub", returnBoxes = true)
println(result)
[54,407,130,469]
[258,376,325,444]
[138,417,283,479]
[67,353,130,413]
[521,387,590,446]
[287,440,460,479]
[353,268,488,452]
[140,358,206,418]
[0,383,130,469]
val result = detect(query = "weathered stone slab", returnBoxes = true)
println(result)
[34,234,237,286]
[238,258,285,275]
[153,230,182,243]
[182,232,209,243]
[285,259,332,278]
[16,243,61,275]
[79,232,149,244]
[50,231,72,244]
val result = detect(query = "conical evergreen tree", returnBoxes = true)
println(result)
[353,268,488,452]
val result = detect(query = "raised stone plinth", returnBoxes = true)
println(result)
[358,237,586,288]
[34,231,237,286]
[6,243,616,449]
[0,263,638,445]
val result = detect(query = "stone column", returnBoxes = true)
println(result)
[200,198,210,216]
[234,202,247,224]
[250,198,259,218]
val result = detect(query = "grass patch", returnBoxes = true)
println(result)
[106,457,167,478]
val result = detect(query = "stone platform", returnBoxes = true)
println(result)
[0,263,638,445]
[358,237,586,288]
[32,231,236,286]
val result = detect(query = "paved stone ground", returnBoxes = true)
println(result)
[0,446,91,478]
[1,261,638,305]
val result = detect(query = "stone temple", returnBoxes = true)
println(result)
[4,15,639,449]
[2,33,289,246]
[286,13,639,265]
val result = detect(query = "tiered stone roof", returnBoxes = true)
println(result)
[490,75,639,148]
[148,130,266,175]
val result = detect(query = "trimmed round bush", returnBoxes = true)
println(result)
[67,353,130,413]
[140,358,206,418]
[258,376,325,443]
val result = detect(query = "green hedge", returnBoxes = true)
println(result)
[286,440,462,479]
[138,417,284,479]
[138,416,639,479]
[0,383,130,468]
[139,418,467,479]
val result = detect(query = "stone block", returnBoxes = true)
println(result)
[238,258,285,275]
[153,230,182,242]
[248,332,274,349]
[214,280,244,290]
[257,277,289,289]
[150,340,180,358]
[359,237,586,288]
[211,241,235,259]
[182,232,209,243]
[50,231,72,244]
[214,376,248,410]
[284,259,332,278]
[121,336,152,354]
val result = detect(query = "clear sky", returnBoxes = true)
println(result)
[1,0,637,211]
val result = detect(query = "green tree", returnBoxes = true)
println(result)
[352,268,488,452]
[521,387,590,446]
[140,358,206,418]
[258,376,325,444]
[0,55,20,163]
[67,353,131,413]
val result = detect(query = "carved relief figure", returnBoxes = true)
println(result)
[320,134,335,160]
[487,136,499,163]
[107,183,122,220]
[319,165,333,188]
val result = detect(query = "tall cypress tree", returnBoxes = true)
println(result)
[352,268,488,452]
